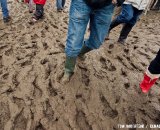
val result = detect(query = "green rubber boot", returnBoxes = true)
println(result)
[62,56,76,84]
[78,44,92,59]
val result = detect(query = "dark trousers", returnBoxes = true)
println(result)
[109,4,143,40]
[148,49,160,74]
[34,4,44,19]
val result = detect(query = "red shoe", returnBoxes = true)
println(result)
[140,73,158,93]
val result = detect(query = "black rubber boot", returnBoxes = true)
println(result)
[34,4,44,20]
[109,19,121,32]
[106,19,121,40]
[62,56,76,84]
[78,44,92,60]
[118,24,133,44]
[3,16,11,23]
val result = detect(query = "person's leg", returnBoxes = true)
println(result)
[109,4,133,32]
[85,4,114,50]
[34,4,44,20]
[0,0,10,22]
[118,24,133,44]
[140,49,160,93]
[62,0,65,8]
[63,0,90,83]
[56,0,63,10]
[148,49,160,74]
[118,7,143,44]
[29,0,34,13]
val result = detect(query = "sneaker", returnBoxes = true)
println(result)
[3,16,11,23]
[140,73,158,93]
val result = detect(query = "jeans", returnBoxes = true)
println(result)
[65,0,114,57]
[56,0,65,9]
[0,0,9,18]
[148,49,160,74]
[114,4,143,26]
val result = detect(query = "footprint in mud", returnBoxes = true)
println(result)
[31,34,39,41]
[2,72,9,80]
[35,122,45,130]
[109,44,114,49]
[123,48,129,54]
[133,45,138,50]
[5,47,13,56]
[41,30,46,38]
[124,82,130,89]
[78,65,90,86]
[121,68,128,77]
[100,93,118,118]
[51,24,59,29]
[12,97,25,108]
[14,109,28,130]
[0,55,3,68]
[48,79,58,97]
[17,24,25,31]
[42,42,48,50]
[137,50,151,61]
[76,110,92,130]
[99,56,116,72]
[43,99,55,121]
[58,43,65,52]
[0,102,10,130]
[126,116,136,130]
[17,58,32,67]
[32,76,43,98]
[40,58,49,65]
[12,72,19,86]
[0,44,8,51]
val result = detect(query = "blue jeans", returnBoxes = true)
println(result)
[56,0,65,9]
[0,0,9,18]
[115,4,143,26]
[65,0,114,57]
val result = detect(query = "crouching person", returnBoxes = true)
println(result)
[62,0,117,83]
[140,49,160,93]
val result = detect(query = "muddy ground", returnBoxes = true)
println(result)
[0,1,160,130]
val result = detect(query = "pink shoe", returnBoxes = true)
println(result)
[140,73,158,93]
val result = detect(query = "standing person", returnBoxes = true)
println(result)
[62,0,122,83]
[0,0,11,23]
[108,0,150,44]
[140,49,160,93]
[56,0,65,12]
[30,0,46,22]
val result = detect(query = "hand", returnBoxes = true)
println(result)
[112,0,117,4]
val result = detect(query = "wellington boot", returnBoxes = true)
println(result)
[62,57,76,84]
[78,44,92,60]
[140,73,158,93]
[118,24,133,44]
